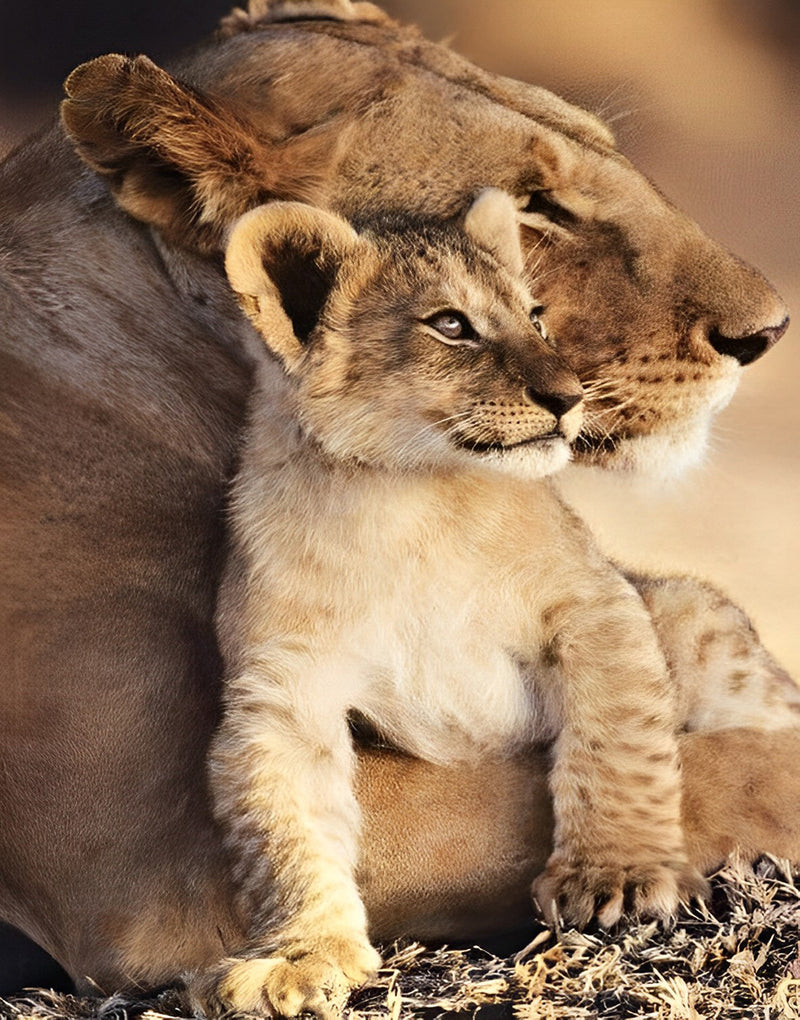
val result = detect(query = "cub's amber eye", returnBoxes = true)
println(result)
[431,313,465,338]
[424,311,478,346]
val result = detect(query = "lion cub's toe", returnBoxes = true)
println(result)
[532,856,708,929]
[190,939,381,1018]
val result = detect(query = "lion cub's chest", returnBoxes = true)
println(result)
[355,590,536,763]
[259,466,553,763]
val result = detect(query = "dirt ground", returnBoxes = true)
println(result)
[4,857,800,1018]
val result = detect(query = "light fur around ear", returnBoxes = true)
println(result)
[61,55,343,254]
[463,188,525,277]
[217,0,388,37]
[225,202,362,372]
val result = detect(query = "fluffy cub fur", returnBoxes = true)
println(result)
[201,190,702,1017]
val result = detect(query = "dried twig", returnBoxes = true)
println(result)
[4,857,800,1020]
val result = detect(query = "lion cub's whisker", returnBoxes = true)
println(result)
[392,410,476,465]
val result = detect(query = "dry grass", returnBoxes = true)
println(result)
[4,856,800,1020]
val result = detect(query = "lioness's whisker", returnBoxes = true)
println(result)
[523,233,551,281]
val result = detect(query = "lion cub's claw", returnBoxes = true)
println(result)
[190,939,381,1018]
[532,856,708,929]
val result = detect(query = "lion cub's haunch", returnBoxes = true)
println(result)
[205,191,702,1018]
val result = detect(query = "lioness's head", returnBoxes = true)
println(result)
[60,0,789,477]
[225,190,583,478]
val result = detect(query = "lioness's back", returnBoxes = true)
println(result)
[0,126,252,982]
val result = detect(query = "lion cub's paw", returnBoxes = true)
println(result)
[532,855,708,929]
[189,938,381,1018]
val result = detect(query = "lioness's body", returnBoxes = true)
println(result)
[0,0,797,996]
[0,129,249,979]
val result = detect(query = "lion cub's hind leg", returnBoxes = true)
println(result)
[632,574,800,733]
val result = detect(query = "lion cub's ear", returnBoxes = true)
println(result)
[225,202,362,373]
[61,55,342,255]
[463,189,525,278]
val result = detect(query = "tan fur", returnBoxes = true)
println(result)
[198,197,703,1016]
[58,7,790,479]
[0,0,796,999]
[61,53,342,253]
[357,728,800,941]
[218,0,388,35]
[172,0,789,478]
[633,574,800,733]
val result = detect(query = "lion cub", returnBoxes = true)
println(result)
[204,191,703,1018]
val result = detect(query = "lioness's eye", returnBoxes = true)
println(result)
[424,311,478,345]
[530,306,548,340]
[521,190,575,229]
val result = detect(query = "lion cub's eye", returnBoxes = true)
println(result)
[530,306,548,341]
[424,311,479,347]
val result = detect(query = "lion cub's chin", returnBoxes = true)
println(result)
[473,435,573,482]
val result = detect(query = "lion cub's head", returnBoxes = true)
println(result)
[225,190,583,479]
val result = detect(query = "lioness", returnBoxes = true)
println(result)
[203,191,704,1016]
[1,0,797,998]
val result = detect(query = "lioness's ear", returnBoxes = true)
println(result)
[217,0,387,37]
[61,54,342,255]
[463,188,524,277]
[225,202,361,373]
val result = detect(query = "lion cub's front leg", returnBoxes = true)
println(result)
[532,580,706,927]
[189,659,380,1018]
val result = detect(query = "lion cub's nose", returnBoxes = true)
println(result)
[525,387,583,419]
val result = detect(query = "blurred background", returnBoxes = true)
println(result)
[1,0,798,675]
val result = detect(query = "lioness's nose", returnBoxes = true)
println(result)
[525,387,583,419]
[708,316,789,367]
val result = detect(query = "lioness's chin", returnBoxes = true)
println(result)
[576,415,716,480]
[478,436,573,481]
[615,424,712,479]
[576,374,740,480]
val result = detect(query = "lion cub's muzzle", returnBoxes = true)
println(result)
[449,340,585,456]
[454,383,584,455]
[525,385,582,422]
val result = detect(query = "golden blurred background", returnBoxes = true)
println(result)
[2,0,798,673]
